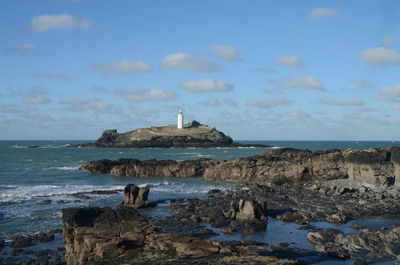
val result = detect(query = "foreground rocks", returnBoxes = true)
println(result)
[62,206,300,265]
[307,226,400,263]
[80,147,400,188]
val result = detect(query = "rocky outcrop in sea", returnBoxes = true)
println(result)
[80,147,400,188]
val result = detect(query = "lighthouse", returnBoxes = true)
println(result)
[177,110,183,129]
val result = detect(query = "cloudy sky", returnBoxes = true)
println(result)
[1,0,400,140]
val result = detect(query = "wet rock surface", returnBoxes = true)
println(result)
[307,226,400,263]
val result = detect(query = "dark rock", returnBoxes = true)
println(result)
[351,224,364,230]
[31,232,55,242]
[37,199,52,205]
[207,189,221,194]
[10,236,33,248]
[122,184,152,209]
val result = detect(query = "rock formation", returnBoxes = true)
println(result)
[307,226,400,263]
[80,158,217,177]
[62,206,301,265]
[80,147,400,188]
[122,184,152,208]
[227,199,268,222]
[71,121,268,148]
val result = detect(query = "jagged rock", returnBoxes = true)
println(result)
[122,184,151,209]
[307,226,400,263]
[80,158,217,177]
[227,199,268,221]
[80,147,400,188]
[62,206,251,265]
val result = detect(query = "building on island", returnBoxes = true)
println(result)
[177,110,183,129]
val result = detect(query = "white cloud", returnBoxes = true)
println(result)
[161,53,222,72]
[223,99,238,107]
[61,98,111,112]
[361,47,400,67]
[247,97,293,108]
[288,111,310,118]
[208,45,241,61]
[349,78,374,89]
[316,97,364,106]
[21,86,51,105]
[33,69,75,82]
[30,13,94,32]
[199,98,221,107]
[181,78,233,93]
[381,35,398,46]
[116,88,177,102]
[309,7,337,20]
[281,76,325,90]
[274,55,305,68]
[252,67,276,73]
[6,44,37,54]
[377,84,400,101]
[24,95,52,104]
[91,60,152,75]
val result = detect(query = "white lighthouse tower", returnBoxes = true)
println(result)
[177,110,183,129]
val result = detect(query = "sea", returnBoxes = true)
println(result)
[1,140,399,264]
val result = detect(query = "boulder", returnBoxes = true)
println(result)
[122,184,151,209]
[227,199,268,222]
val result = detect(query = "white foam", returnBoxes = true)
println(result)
[0,184,125,203]
[52,166,80,171]
[13,145,28,149]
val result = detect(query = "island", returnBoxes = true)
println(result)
[71,120,270,148]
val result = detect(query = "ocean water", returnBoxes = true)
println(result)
[0,140,399,237]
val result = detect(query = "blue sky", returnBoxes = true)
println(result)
[1,0,400,140]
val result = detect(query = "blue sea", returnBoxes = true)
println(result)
[0,140,399,262]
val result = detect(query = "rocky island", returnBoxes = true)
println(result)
[71,120,269,148]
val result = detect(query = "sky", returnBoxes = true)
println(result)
[1,0,400,140]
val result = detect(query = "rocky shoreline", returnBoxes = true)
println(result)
[61,181,400,264]
[2,179,400,264]
[3,146,400,264]
[80,147,400,188]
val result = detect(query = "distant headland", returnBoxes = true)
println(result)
[71,111,270,148]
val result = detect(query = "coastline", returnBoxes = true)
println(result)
[1,141,400,264]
